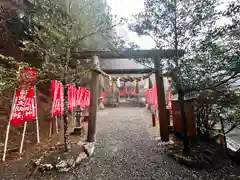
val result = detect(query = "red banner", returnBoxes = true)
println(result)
[85,90,91,107]
[168,91,172,112]
[77,88,86,108]
[149,89,153,105]
[75,88,80,107]
[68,83,76,111]
[100,92,106,104]
[153,85,158,108]
[10,87,36,125]
[60,82,64,115]
[51,80,64,116]
[124,87,128,94]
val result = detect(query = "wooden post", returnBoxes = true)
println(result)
[154,58,169,141]
[152,113,156,127]
[19,121,27,155]
[87,55,100,142]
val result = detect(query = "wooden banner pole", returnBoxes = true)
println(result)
[34,86,40,143]
[2,124,10,161]
[49,119,52,137]
[2,90,17,161]
[72,110,75,127]
[19,121,27,154]
[55,115,59,134]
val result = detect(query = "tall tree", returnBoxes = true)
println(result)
[181,1,240,142]
[129,0,220,153]
[0,0,125,150]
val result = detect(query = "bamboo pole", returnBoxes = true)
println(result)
[19,121,27,154]
[2,91,17,161]
[34,87,40,143]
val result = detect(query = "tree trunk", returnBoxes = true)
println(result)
[63,48,71,152]
[178,88,190,154]
[172,0,189,154]
[63,113,68,152]
[220,118,228,155]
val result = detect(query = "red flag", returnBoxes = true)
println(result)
[87,91,91,107]
[10,87,36,125]
[60,82,64,115]
[124,87,128,94]
[78,88,87,108]
[84,90,91,107]
[23,88,36,121]
[51,80,64,116]
[75,88,80,107]
[168,91,172,112]
[51,80,58,116]
[149,89,153,105]
[153,85,158,108]
[81,88,87,101]
[68,83,76,111]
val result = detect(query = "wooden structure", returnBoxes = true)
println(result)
[172,99,196,137]
[72,49,183,59]
[101,68,154,74]
[87,56,100,142]
[77,49,184,142]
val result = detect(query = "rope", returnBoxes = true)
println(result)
[91,67,154,82]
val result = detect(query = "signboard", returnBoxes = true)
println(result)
[3,67,39,161]
[10,87,36,125]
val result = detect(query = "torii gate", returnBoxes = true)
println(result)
[73,49,184,142]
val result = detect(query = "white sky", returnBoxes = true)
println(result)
[106,0,230,49]
[106,0,156,49]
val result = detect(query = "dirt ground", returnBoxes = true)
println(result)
[0,91,52,161]
[0,90,77,179]
[0,122,88,180]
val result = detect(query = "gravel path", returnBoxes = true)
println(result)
[33,107,234,180]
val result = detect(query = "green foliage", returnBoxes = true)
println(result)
[129,0,240,96]
[0,0,126,90]
[129,0,218,49]
[130,0,240,138]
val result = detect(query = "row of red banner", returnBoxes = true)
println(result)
[10,69,92,124]
[145,85,173,109]
[51,81,91,117]
[145,85,158,108]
